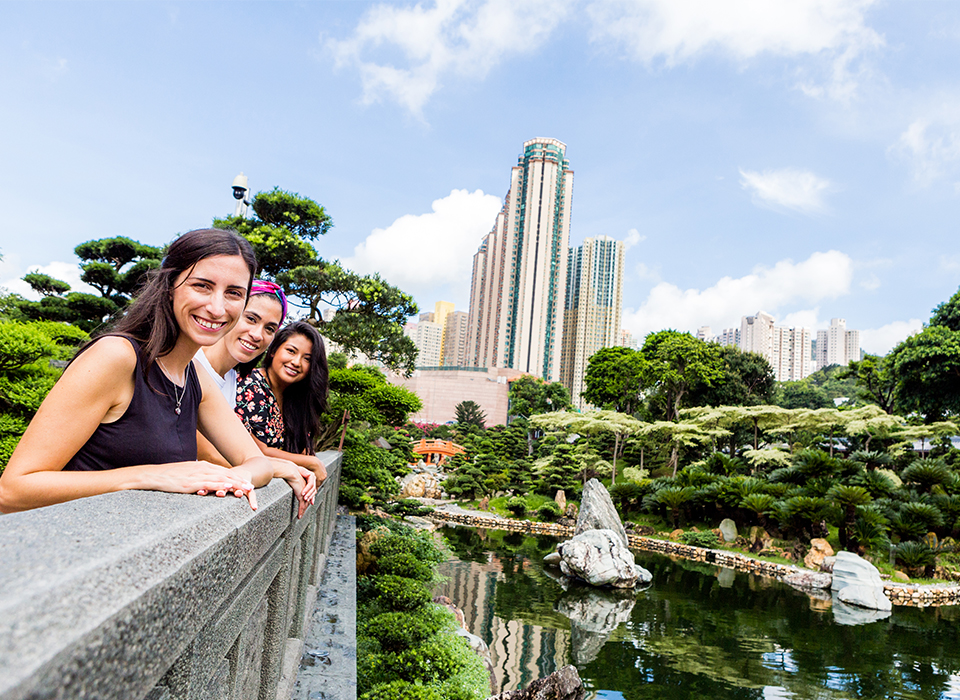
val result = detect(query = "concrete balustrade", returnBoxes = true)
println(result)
[0,451,342,700]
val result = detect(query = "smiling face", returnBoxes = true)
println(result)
[221,294,284,366]
[266,333,313,391]
[171,254,251,349]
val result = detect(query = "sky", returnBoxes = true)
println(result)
[1,0,959,356]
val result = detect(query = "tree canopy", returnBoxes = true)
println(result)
[215,187,419,374]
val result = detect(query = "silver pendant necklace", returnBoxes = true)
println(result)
[157,359,186,415]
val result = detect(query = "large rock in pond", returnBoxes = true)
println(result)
[719,518,738,543]
[831,551,891,611]
[558,529,652,588]
[487,665,585,700]
[576,479,628,547]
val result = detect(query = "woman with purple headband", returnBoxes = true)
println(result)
[195,281,327,498]
[194,280,287,409]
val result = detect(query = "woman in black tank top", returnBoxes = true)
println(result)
[0,229,314,514]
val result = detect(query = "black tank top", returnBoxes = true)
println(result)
[63,337,201,471]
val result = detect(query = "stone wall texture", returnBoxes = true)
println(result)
[0,451,343,700]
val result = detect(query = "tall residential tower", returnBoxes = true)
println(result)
[560,236,625,408]
[466,138,573,381]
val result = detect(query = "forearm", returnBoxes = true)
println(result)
[0,464,163,513]
[197,432,231,467]
[257,444,317,470]
[230,455,274,488]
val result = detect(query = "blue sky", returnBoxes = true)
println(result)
[2,1,959,355]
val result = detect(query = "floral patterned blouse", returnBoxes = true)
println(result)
[236,369,284,449]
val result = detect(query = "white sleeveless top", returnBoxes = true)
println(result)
[193,349,238,409]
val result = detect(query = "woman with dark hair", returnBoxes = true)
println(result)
[235,321,329,482]
[0,228,313,514]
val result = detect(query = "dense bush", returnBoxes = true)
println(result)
[369,532,446,564]
[366,607,453,652]
[373,575,432,611]
[361,681,443,700]
[377,553,434,582]
[536,500,562,521]
[680,530,720,548]
[506,496,527,517]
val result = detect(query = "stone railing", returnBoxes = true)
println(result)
[0,451,342,700]
[429,510,960,607]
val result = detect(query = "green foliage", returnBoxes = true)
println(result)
[368,531,446,564]
[689,346,776,408]
[901,459,956,493]
[888,307,960,419]
[641,330,724,421]
[680,530,720,548]
[373,575,432,611]
[360,681,442,700]
[535,500,562,521]
[842,354,898,414]
[583,346,647,414]
[506,496,528,516]
[508,375,572,418]
[895,540,937,572]
[366,607,453,652]
[775,382,833,409]
[454,400,486,428]
[385,499,434,517]
[378,553,435,582]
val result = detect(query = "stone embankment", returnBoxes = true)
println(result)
[428,509,960,608]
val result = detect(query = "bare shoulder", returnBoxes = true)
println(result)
[62,336,138,389]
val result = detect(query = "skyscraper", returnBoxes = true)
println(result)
[816,318,861,369]
[560,236,625,408]
[466,138,574,381]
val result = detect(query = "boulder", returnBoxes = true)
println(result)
[558,529,652,588]
[543,552,562,567]
[748,526,772,550]
[893,570,910,582]
[399,473,443,499]
[575,479,628,547]
[487,665,585,700]
[831,551,892,611]
[804,538,835,571]
[719,518,738,543]
[555,490,567,511]
[564,503,579,519]
[479,496,490,511]
[783,571,833,590]
[837,585,892,611]
[669,529,683,541]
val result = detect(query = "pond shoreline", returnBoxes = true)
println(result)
[427,509,960,608]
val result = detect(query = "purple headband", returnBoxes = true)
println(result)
[250,279,287,323]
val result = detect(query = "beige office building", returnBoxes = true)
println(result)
[559,235,625,408]
[466,138,574,382]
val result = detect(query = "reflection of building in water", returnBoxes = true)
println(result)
[437,556,571,692]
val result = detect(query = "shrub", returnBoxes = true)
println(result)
[536,500,562,521]
[387,499,435,517]
[680,530,720,548]
[895,540,937,575]
[366,607,452,652]
[361,681,442,700]
[506,496,527,516]
[369,532,446,564]
[378,553,434,582]
[374,575,432,611]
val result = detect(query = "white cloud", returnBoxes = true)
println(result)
[586,0,883,100]
[860,318,923,355]
[328,0,570,117]
[891,109,960,188]
[344,188,503,303]
[622,250,853,339]
[739,167,833,214]
[623,228,646,250]
[940,255,960,274]
[779,309,822,329]
[1,260,97,300]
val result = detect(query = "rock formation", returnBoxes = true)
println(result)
[558,529,652,588]
[831,551,892,611]
[486,665,585,700]
[575,479,628,546]
[804,538,835,571]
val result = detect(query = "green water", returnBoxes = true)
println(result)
[435,526,960,699]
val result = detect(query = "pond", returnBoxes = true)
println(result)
[434,526,960,700]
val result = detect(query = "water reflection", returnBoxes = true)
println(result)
[435,525,960,699]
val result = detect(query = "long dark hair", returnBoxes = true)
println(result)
[83,228,257,378]
[262,321,328,455]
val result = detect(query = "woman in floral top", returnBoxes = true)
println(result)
[236,321,329,482]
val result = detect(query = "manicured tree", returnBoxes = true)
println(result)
[454,400,487,429]
[641,330,724,422]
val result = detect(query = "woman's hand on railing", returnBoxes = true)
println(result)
[270,458,316,519]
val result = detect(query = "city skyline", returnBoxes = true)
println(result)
[2,2,958,357]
